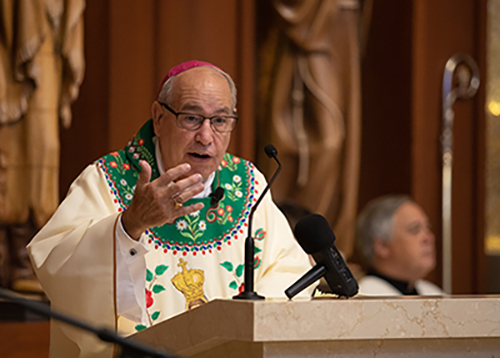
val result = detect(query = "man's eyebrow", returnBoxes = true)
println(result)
[406,221,421,230]
[180,104,203,112]
[180,104,233,115]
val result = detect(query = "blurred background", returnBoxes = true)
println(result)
[1,0,500,356]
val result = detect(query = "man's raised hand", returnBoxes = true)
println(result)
[122,160,205,240]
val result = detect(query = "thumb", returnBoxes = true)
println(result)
[137,160,152,188]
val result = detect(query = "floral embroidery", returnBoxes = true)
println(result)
[97,120,257,256]
[225,174,244,202]
[135,264,169,331]
[255,228,266,241]
[222,155,240,171]
[220,230,265,291]
[176,211,207,241]
[210,205,234,225]
[220,261,245,292]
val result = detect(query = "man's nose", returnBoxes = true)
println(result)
[424,228,435,243]
[195,119,214,145]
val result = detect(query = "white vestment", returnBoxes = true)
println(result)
[358,275,445,296]
[28,132,312,358]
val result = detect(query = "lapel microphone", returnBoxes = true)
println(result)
[209,187,225,208]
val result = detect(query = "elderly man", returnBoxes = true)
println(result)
[28,61,312,358]
[355,195,444,296]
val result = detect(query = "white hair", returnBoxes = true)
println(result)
[355,195,412,266]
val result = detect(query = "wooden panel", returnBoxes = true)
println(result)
[358,0,413,208]
[0,321,50,358]
[155,1,238,75]
[233,0,256,160]
[412,0,483,292]
[474,0,488,293]
[108,0,157,151]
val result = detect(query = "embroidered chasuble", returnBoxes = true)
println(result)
[28,120,312,358]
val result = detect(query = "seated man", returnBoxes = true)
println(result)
[355,195,443,296]
[27,60,312,358]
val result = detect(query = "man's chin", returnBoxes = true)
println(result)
[418,261,436,278]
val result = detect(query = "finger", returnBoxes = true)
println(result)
[169,173,203,197]
[174,202,205,218]
[137,160,152,189]
[155,163,192,186]
[171,182,205,205]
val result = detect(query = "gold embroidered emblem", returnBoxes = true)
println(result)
[171,258,208,311]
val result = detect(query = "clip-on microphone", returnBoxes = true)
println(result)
[233,144,281,300]
[209,187,225,208]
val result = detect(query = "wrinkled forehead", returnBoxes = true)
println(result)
[171,68,233,106]
[393,202,428,227]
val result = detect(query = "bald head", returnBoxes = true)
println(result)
[158,65,237,109]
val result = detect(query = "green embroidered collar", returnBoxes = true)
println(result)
[96,119,257,256]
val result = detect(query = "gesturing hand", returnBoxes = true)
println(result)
[122,160,205,240]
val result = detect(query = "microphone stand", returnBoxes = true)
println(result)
[0,288,180,358]
[233,145,281,300]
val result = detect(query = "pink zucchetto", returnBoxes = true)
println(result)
[158,60,221,93]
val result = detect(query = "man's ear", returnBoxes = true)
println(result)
[373,238,391,259]
[151,101,163,136]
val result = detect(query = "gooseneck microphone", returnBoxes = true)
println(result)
[285,214,358,299]
[233,144,282,300]
[209,187,225,208]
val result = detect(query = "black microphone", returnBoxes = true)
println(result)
[209,187,225,208]
[285,214,358,299]
[233,144,282,300]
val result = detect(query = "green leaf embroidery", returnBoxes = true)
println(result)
[135,324,147,332]
[220,261,234,272]
[229,280,238,289]
[151,311,160,321]
[235,264,244,278]
[155,265,168,276]
[152,284,165,294]
[146,269,153,282]
[254,246,262,254]
[255,228,266,240]
[180,231,194,239]
[254,257,261,269]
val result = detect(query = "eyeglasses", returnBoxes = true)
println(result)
[160,102,238,133]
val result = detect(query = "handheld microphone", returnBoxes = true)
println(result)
[209,187,225,208]
[233,144,282,300]
[285,214,358,299]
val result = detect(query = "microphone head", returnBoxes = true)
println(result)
[210,187,225,208]
[213,187,224,200]
[294,214,336,254]
[264,144,278,159]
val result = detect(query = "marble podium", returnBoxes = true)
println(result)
[131,296,500,357]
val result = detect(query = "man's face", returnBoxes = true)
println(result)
[152,67,233,181]
[384,202,436,280]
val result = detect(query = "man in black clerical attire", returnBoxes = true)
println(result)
[355,195,444,296]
